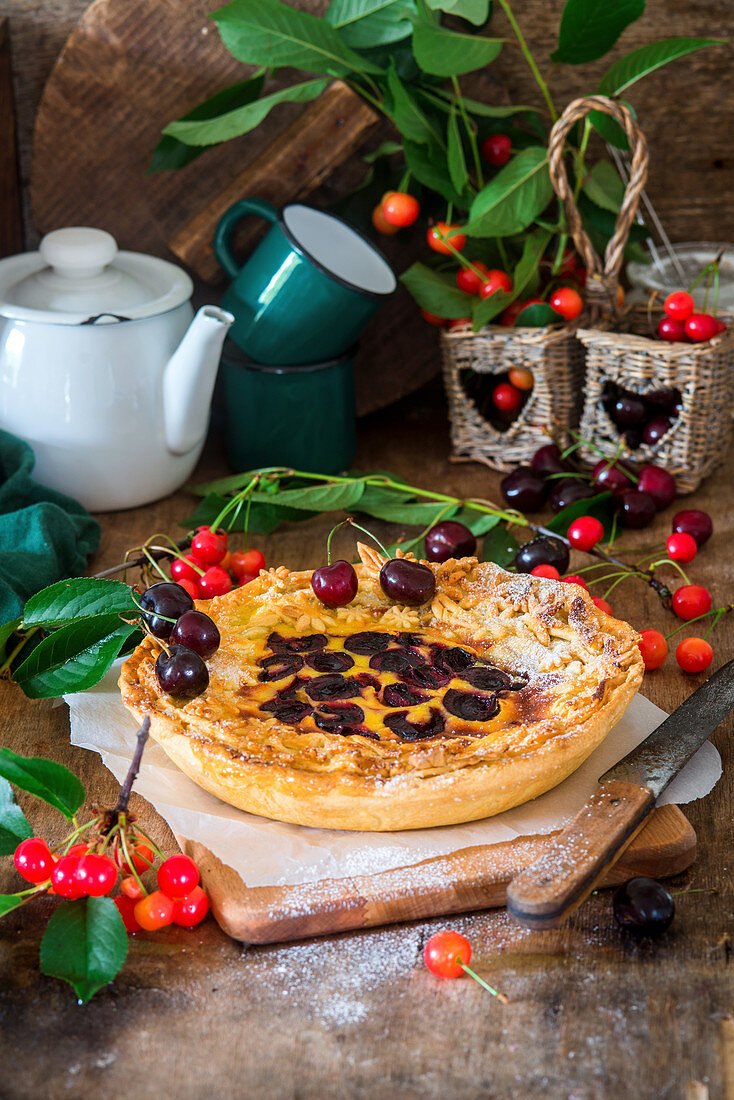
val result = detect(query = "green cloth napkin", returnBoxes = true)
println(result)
[0,431,101,624]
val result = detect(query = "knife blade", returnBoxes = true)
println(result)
[506,659,734,930]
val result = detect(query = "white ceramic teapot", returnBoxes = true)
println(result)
[0,227,233,510]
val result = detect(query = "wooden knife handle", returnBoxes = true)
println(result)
[506,780,657,929]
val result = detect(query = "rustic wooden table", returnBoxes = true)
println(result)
[1,383,732,1100]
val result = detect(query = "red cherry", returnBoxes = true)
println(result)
[672,509,713,546]
[157,854,200,900]
[172,885,210,927]
[51,855,85,899]
[562,574,588,590]
[14,838,55,884]
[175,577,200,601]
[508,367,534,391]
[420,309,447,327]
[117,839,155,876]
[230,549,266,579]
[637,465,676,511]
[672,584,712,621]
[684,313,719,342]
[425,520,476,563]
[190,527,228,567]
[311,560,359,608]
[76,853,118,897]
[617,489,656,529]
[134,890,175,931]
[664,291,695,322]
[381,191,420,228]
[120,875,145,900]
[171,556,201,583]
[238,572,258,587]
[427,223,466,255]
[481,133,512,167]
[657,317,687,343]
[592,459,634,494]
[456,263,489,295]
[198,565,232,599]
[676,637,713,674]
[448,318,471,331]
[638,629,667,670]
[66,843,90,858]
[531,564,560,580]
[424,930,471,978]
[492,382,523,413]
[479,270,513,298]
[114,894,142,934]
[592,596,614,615]
[666,532,697,563]
[567,515,604,552]
[372,205,400,236]
[549,286,583,321]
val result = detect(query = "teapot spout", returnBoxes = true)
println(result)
[163,306,233,455]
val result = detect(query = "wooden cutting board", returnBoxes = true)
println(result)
[29,0,443,414]
[180,804,696,944]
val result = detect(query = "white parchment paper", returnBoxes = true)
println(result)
[66,665,721,887]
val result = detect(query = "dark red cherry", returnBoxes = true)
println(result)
[170,610,220,660]
[592,459,635,494]
[380,559,436,605]
[613,877,674,935]
[311,560,358,608]
[637,465,677,510]
[548,479,595,513]
[617,489,656,529]
[424,520,476,563]
[672,509,713,546]
[443,688,499,722]
[344,631,390,655]
[306,651,354,673]
[155,645,209,699]
[303,675,357,701]
[139,582,195,640]
[642,416,673,446]
[646,387,682,413]
[514,536,569,575]
[500,467,547,512]
[531,443,570,478]
[611,394,647,427]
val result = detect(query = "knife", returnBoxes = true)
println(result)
[506,658,734,930]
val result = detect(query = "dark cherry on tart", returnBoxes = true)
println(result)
[243,629,529,743]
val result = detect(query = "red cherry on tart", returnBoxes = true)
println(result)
[424,520,476,563]
[311,560,359,608]
[379,559,435,605]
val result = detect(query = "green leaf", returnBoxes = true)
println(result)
[0,893,27,918]
[0,749,85,820]
[0,617,21,658]
[150,72,266,170]
[403,139,465,205]
[514,301,557,327]
[465,147,552,237]
[213,0,384,75]
[482,526,519,567]
[40,897,128,1004]
[358,498,456,525]
[598,37,724,96]
[426,0,490,25]
[23,578,137,629]
[400,262,474,318]
[164,78,329,147]
[545,491,615,538]
[385,63,437,144]
[582,160,625,214]
[13,616,138,697]
[329,0,415,47]
[455,95,539,119]
[552,0,644,65]
[0,777,33,856]
[589,108,630,150]
[246,481,366,513]
[411,20,502,76]
[447,104,469,195]
[452,508,500,536]
[472,226,551,327]
[183,494,309,535]
[363,140,403,162]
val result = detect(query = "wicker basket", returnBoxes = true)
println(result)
[440,323,585,471]
[548,96,734,493]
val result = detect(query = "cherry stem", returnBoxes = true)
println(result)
[648,558,691,586]
[93,536,192,579]
[325,518,352,566]
[459,962,509,1003]
[343,516,390,559]
[664,605,733,641]
[114,718,150,817]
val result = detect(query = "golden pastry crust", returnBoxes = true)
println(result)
[119,546,643,831]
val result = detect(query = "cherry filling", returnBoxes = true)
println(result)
[344,631,391,655]
[381,683,428,708]
[267,632,327,653]
[313,703,366,735]
[402,664,451,690]
[461,666,514,692]
[303,674,359,701]
[384,709,446,741]
[260,698,313,723]
[443,689,499,722]
[306,651,355,673]
[434,646,475,674]
[369,648,426,674]
[257,653,305,682]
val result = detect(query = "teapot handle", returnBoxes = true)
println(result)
[213,198,279,280]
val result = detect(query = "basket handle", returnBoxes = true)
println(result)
[547,95,649,312]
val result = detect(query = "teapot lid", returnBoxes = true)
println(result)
[0,227,193,325]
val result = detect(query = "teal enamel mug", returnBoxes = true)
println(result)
[214,199,396,365]
[220,340,356,474]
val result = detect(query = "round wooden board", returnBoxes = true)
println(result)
[29,0,441,415]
